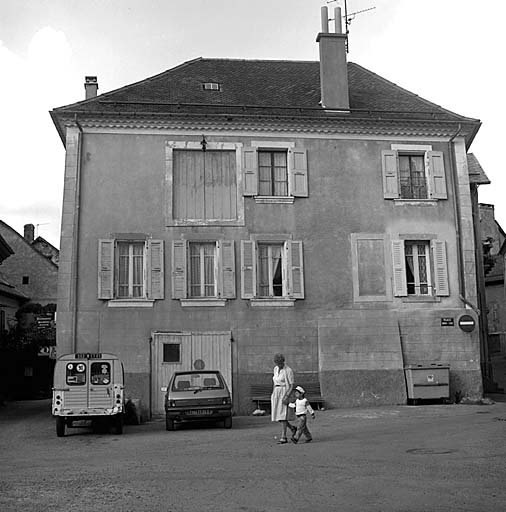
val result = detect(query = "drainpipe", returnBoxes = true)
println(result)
[71,114,84,352]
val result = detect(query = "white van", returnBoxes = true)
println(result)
[52,353,125,437]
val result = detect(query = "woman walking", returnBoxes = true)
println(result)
[271,353,296,444]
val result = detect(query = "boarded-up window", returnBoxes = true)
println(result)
[357,239,387,296]
[173,150,237,221]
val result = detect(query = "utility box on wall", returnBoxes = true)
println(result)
[404,363,450,402]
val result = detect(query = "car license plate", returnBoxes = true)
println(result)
[187,409,212,416]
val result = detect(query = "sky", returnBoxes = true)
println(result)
[1,0,504,249]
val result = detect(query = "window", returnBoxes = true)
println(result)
[243,144,308,200]
[392,239,449,298]
[165,141,243,226]
[189,242,216,297]
[258,151,288,196]
[90,362,111,385]
[22,276,29,285]
[66,362,86,386]
[117,242,145,298]
[163,343,181,363]
[241,238,304,304]
[172,239,235,304]
[98,238,164,305]
[381,146,447,200]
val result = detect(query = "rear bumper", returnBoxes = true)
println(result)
[166,406,232,422]
[52,406,124,418]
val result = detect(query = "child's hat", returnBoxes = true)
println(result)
[295,385,305,394]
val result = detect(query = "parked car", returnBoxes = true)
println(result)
[164,370,232,430]
[52,353,125,437]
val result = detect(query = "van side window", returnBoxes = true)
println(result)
[91,362,111,385]
[66,362,86,385]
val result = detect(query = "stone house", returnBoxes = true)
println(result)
[51,9,484,416]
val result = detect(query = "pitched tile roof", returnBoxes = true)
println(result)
[53,58,479,123]
[467,153,490,185]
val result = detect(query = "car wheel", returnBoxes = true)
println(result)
[165,415,174,431]
[56,417,65,437]
[113,414,124,435]
[224,415,232,429]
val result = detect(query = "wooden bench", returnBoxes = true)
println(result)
[250,381,324,410]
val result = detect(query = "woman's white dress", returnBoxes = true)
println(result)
[271,365,295,422]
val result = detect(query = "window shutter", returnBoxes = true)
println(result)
[427,151,447,199]
[288,240,304,298]
[171,240,187,299]
[432,240,449,296]
[382,150,399,199]
[241,240,256,298]
[148,240,164,299]
[98,239,114,299]
[289,149,308,197]
[242,147,258,196]
[220,240,236,299]
[391,240,407,296]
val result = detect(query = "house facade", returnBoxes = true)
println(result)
[51,11,483,416]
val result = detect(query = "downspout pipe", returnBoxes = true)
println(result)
[447,123,479,313]
[71,114,84,352]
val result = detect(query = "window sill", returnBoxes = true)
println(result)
[180,299,227,307]
[254,196,294,204]
[393,199,438,207]
[401,296,440,303]
[107,299,155,308]
[250,298,295,307]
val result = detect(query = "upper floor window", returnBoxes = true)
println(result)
[381,146,447,200]
[98,237,164,306]
[172,239,235,305]
[243,143,308,201]
[258,151,288,196]
[392,239,449,298]
[166,141,244,226]
[241,238,304,304]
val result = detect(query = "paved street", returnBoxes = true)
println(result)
[1,399,506,511]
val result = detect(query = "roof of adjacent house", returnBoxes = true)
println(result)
[0,233,14,263]
[0,271,29,301]
[52,58,479,122]
[467,153,490,185]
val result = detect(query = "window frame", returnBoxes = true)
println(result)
[115,240,147,300]
[188,241,218,299]
[257,150,289,197]
[165,141,244,227]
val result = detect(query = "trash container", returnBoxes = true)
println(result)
[404,363,450,402]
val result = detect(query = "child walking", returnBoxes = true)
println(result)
[288,386,315,443]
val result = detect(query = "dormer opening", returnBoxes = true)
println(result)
[202,82,221,91]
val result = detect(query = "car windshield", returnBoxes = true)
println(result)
[172,372,224,392]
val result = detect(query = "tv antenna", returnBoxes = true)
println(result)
[35,222,49,238]
[326,1,376,52]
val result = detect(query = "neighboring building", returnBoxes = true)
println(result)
[0,234,29,337]
[0,221,59,306]
[50,10,485,416]
[479,204,506,352]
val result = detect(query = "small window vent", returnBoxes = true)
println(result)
[202,82,221,91]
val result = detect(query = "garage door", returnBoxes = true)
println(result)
[151,331,232,414]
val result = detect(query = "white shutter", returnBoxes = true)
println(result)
[391,240,407,297]
[98,239,114,299]
[382,150,399,199]
[171,240,187,299]
[288,240,304,298]
[220,240,236,299]
[289,149,309,197]
[427,151,447,199]
[242,147,258,196]
[148,240,164,299]
[432,240,449,296]
[241,240,256,298]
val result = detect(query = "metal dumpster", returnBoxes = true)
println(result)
[404,363,450,402]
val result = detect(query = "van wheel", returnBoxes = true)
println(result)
[56,417,65,437]
[224,415,232,429]
[165,415,174,431]
[114,414,124,435]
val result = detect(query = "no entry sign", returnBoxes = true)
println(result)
[458,314,476,332]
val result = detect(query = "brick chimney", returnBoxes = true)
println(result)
[316,6,349,111]
[84,76,98,99]
[24,224,34,243]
